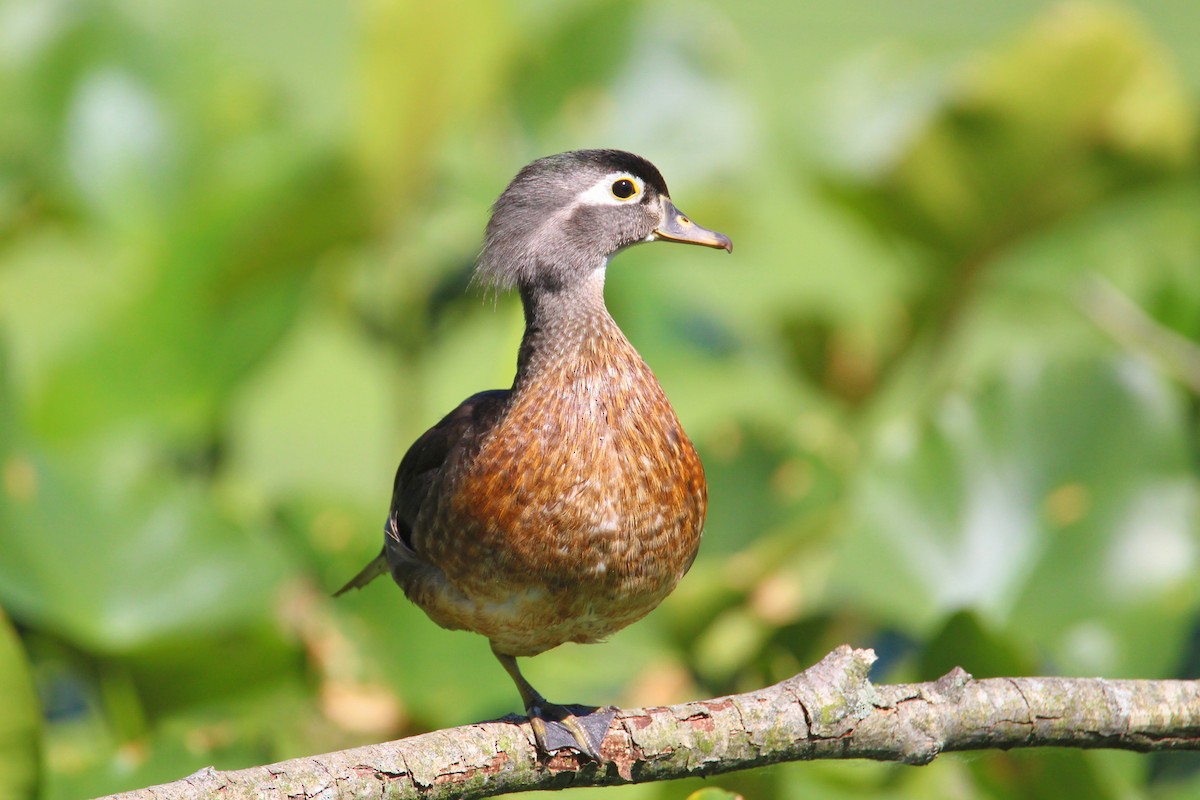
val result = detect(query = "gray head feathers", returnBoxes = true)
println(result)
[475,150,670,293]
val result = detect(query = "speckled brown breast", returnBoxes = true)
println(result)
[405,321,706,657]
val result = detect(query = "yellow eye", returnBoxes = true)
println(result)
[611,178,638,200]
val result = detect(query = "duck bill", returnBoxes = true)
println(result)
[653,198,732,252]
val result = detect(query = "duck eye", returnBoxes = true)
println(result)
[611,178,638,200]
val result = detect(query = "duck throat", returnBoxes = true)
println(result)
[513,265,632,389]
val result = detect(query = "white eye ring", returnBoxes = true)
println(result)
[577,173,645,206]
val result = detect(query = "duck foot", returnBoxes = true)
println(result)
[527,702,617,761]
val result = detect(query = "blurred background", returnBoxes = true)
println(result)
[2,1,1199,798]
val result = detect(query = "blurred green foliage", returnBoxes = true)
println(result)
[1,1,1199,799]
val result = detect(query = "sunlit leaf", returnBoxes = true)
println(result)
[839,356,1199,677]
[818,4,1197,257]
[0,611,40,800]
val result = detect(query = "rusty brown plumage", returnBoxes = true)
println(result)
[336,150,730,759]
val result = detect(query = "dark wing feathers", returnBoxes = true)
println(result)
[334,389,509,595]
[387,389,509,546]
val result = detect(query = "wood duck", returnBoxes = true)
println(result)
[337,149,731,760]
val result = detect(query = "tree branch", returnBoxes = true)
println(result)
[98,646,1200,800]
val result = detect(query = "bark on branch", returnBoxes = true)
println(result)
[99,646,1200,800]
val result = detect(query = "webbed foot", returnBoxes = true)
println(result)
[492,646,617,761]
[526,701,617,760]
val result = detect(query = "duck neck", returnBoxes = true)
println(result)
[513,265,627,389]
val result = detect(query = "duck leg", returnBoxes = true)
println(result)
[492,646,616,761]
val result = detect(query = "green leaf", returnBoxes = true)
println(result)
[686,788,745,800]
[838,356,1199,677]
[0,611,40,800]
[0,449,290,654]
[818,4,1197,257]
[968,750,1120,800]
[918,609,1037,680]
[30,153,369,444]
